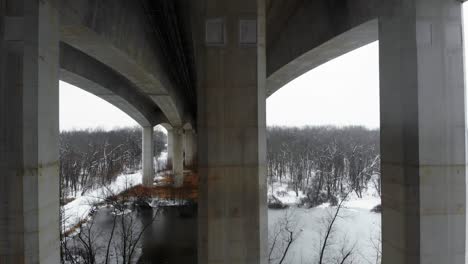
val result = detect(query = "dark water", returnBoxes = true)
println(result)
[138,205,198,263]
[66,203,197,264]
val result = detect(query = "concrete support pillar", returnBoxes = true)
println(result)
[184,128,197,169]
[142,126,154,187]
[0,0,60,263]
[379,1,465,263]
[170,128,184,187]
[167,129,174,169]
[196,0,267,263]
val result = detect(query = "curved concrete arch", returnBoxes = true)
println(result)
[159,123,173,131]
[60,43,168,127]
[266,19,378,98]
[58,0,188,127]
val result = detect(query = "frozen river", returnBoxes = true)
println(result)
[268,206,381,264]
[64,197,380,263]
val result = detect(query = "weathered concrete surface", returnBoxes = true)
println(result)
[169,127,184,187]
[167,128,174,169]
[379,1,466,263]
[184,128,197,169]
[142,126,154,187]
[195,0,268,263]
[0,0,60,263]
[265,0,377,97]
[266,19,377,97]
[58,0,191,127]
[60,43,167,127]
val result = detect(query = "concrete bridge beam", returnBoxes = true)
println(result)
[142,126,155,187]
[0,0,60,263]
[379,1,466,263]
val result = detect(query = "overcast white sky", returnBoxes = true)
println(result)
[267,42,379,128]
[60,5,468,131]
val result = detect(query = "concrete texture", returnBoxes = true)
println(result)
[142,126,155,187]
[184,128,197,169]
[0,0,60,263]
[60,43,167,127]
[266,19,377,97]
[266,0,377,81]
[379,1,466,263]
[194,0,268,263]
[169,127,184,187]
[167,129,174,169]
[1,0,467,263]
[58,0,191,127]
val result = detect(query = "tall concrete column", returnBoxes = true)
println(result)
[167,129,173,169]
[184,128,197,169]
[196,0,267,263]
[0,0,60,263]
[379,1,465,263]
[171,127,184,187]
[142,126,154,187]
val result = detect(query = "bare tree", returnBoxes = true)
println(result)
[61,179,160,264]
[332,235,357,264]
[317,193,356,264]
[60,127,167,200]
[268,210,302,264]
[267,126,380,207]
[361,226,382,264]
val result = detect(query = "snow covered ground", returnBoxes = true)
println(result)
[62,172,142,232]
[267,181,306,205]
[345,187,381,211]
[268,179,381,211]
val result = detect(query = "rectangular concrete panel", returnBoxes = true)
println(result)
[196,0,267,263]
[0,0,60,263]
[379,1,466,263]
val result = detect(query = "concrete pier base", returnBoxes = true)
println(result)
[142,126,154,187]
[0,0,60,263]
[379,1,466,263]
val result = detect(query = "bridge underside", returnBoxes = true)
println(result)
[0,0,466,264]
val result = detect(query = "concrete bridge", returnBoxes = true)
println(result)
[0,0,466,263]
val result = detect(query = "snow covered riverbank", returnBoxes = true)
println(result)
[62,172,142,232]
[268,180,381,211]
[267,181,382,263]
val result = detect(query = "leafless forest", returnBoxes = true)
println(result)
[59,127,166,200]
[267,126,381,207]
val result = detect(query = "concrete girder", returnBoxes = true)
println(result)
[58,0,191,127]
[266,19,377,97]
[266,0,377,97]
[60,43,167,127]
